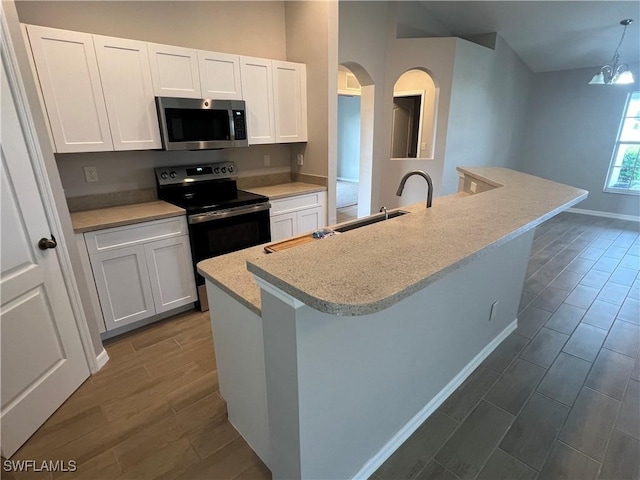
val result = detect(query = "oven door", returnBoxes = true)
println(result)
[188,203,271,310]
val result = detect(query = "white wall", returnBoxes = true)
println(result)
[340,4,536,211]
[379,36,457,209]
[441,35,533,195]
[339,1,392,215]
[517,66,640,217]
[337,95,361,181]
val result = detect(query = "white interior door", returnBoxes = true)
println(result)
[0,57,89,457]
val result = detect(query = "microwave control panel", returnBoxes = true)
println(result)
[232,110,247,140]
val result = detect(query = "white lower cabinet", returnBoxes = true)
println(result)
[269,191,326,242]
[297,206,323,234]
[270,212,297,241]
[145,236,196,314]
[82,217,196,332]
[90,245,156,328]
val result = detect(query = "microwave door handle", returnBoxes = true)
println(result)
[188,203,271,225]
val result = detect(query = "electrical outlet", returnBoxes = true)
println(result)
[421,142,427,150]
[296,153,304,166]
[470,181,477,193]
[84,166,98,183]
[490,301,499,321]
[263,155,271,167]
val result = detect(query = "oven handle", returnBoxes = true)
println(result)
[188,202,271,224]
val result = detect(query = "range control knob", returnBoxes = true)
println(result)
[221,166,227,174]
[228,165,234,173]
[169,171,177,178]
[214,167,220,174]
[160,172,169,179]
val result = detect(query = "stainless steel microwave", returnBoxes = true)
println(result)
[155,97,249,150]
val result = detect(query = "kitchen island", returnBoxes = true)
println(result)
[197,167,587,479]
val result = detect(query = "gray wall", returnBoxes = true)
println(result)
[337,95,361,181]
[441,35,533,195]
[517,66,640,217]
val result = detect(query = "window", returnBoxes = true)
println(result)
[605,91,640,194]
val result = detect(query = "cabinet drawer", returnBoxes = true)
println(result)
[270,192,322,215]
[84,216,188,254]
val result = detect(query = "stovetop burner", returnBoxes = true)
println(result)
[155,162,269,213]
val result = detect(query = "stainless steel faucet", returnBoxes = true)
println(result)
[396,170,433,208]
[379,206,389,220]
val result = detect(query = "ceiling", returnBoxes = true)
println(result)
[415,1,640,73]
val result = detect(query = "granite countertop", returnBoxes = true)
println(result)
[198,167,587,316]
[70,200,185,233]
[243,182,326,200]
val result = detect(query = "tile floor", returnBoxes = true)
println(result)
[373,212,640,480]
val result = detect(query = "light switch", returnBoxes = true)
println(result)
[470,181,477,193]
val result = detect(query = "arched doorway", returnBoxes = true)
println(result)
[391,69,438,160]
[336,62,375,221]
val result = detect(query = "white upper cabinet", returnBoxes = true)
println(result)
[93,36,161,150]
[26,25,113,153]
[273,61,307,143]
[197,50,242,100]
[25,24,308,151]
[147,43,201,99]
[240,56,276,145]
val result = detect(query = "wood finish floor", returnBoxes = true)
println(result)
[373,212,640,480]
[4,310,271,480]
[337,204,358,224]
[4,212,639,480]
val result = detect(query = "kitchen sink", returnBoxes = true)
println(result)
[335,210,409,233]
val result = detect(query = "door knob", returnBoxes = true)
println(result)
[38,235,57,250]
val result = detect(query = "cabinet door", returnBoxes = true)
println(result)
[89,245,155,330]
[297,206,323,235]
[93,36,162,150]
[147,43,201,98]
[273,61,307,143]
[270,212,297,242]
[198,50,242,100]
[26,25,113,153]
[240,56,275,145]
[145,236,197,314]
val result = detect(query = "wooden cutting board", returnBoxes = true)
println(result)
[264,234,317,253]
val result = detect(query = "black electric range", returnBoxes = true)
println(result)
[156,162,271,310]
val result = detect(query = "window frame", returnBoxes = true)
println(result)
[603,91,640,196]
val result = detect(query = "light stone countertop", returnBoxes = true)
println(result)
[243,182,326,200]
[198,167,587,316]
[70,201,185,233]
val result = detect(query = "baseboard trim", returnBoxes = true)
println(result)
[567,208,640,223]
[94,348,110,372]
[100,304,195,340]
[353,318,518,479]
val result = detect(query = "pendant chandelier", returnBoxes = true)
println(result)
[589,19,635,85]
